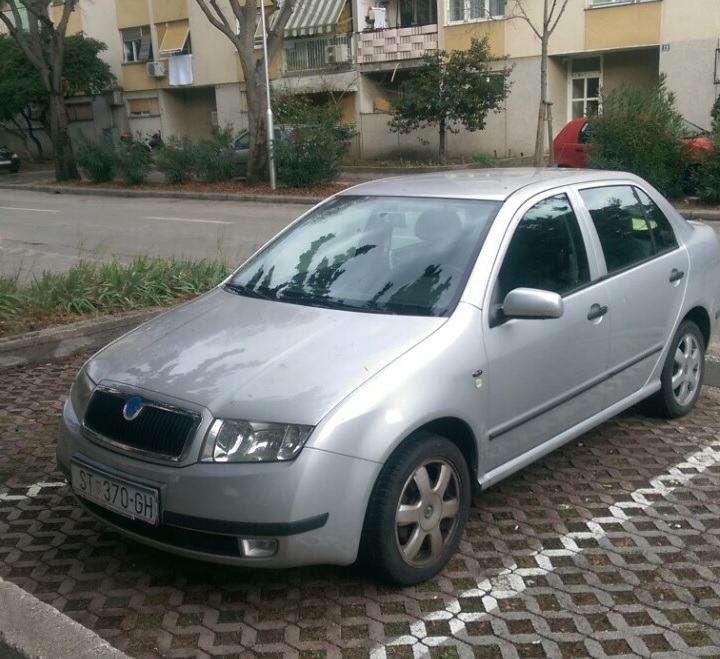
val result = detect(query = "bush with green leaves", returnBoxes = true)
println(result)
[691,125,720,204]
[588,78,684,196]
[115,137,152,185]
[192,126,236,183]
[75,134,116,183]
[154,136,194,184]
[274,95,355,187]
[471,152,495,167]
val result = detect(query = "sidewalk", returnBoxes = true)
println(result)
[2,175,720,220]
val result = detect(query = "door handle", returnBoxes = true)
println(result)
[587,303,609,321]
[669,269,685,283]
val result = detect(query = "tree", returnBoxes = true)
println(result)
[0,33,115,160]
[507,0,570,166]
[0,0,82,180]
[193,0,296,183]
[388,37,512,163]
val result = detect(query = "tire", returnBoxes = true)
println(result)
[645,320,705,418]
[360,432,471,585]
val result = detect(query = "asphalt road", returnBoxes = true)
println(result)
[0,188,311,279]
[1,187,720,281]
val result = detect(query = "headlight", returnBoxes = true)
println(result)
[201,419,314,463]
[69,367,95,420]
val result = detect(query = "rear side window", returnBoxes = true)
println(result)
[634,187,678,253]
[497,194,590,299]
[580,186,655,274]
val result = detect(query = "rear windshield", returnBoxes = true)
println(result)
[226,195,502,317]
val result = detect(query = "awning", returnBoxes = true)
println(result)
[283,0,346,38]
[158,20,190,55]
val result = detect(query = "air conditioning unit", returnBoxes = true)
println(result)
[325,44,349,64]
[109,89,124,106]
[146,60,167,78]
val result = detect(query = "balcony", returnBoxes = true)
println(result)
[356,25,438,67]
[282,34,353,75]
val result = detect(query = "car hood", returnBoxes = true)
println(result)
[87,288,445,425]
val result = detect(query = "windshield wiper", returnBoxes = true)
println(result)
[223,282,275,301]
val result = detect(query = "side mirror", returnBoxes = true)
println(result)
[502,287,564,320]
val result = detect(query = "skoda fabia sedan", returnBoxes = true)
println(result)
[58,169,720,584]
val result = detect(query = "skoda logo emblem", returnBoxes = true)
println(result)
[122,396,144,422]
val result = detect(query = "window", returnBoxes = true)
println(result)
[570,57,601,119]
[580,186,655,273]
[449,0,505,23]
[158,20,191,56]
[128,97,160,117]
[66,102,93,122]
[634,187,678,253]
[122,26,152,63]
[497,194,590,299]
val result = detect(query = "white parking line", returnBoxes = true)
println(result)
[144,216,232,225]
[370,441,720,658]
[0,481,65,502]
[0,206,60,213]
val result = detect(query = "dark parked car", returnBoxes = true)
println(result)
[232,127,290,178]
[553,117,713,168]
[0,146,20,173]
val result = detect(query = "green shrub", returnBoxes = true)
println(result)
[75,135,116,183]
[471,152,495,167]
[154,136,194,184]
[115,138,152,185]
[588,78,684,196]
[274,95,355,187]
[192,126,236,183]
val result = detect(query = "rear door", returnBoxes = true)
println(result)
[577,184,689,404]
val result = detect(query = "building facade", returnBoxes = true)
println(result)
[4,0,720,161]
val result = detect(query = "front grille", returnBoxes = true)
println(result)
[84,389,197,460]
[80,500,242,557]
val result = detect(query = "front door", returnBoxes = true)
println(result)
[483,191,611,472]
[577,184,689,404]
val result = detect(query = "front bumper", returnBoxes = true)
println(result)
[57,399,380,568]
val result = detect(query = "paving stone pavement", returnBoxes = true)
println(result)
[1,355,720,659]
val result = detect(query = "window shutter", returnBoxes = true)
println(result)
[138,31,152,61]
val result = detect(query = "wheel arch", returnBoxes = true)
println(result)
[683,306,711,347]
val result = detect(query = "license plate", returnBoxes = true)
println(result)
[71,462,160,525]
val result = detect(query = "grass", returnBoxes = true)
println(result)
[0,257,229,338]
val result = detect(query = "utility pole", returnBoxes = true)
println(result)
[259,2,276,189]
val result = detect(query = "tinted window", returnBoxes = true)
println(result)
[236,133,250,149]
[580,186,654,273]
[228,196,501,317]
[634,187,678,253]
[498,194,590,299]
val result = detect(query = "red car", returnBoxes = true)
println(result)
[553,117,713,168]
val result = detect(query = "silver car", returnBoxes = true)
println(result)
[58,169,720,584]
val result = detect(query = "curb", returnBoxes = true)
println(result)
[0,181,323,205]
[678,208,720,222]
[0,307,163,371]
[0,578,130,659]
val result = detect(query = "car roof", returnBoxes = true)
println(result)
[338,167,644,202]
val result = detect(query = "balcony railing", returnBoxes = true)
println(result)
[282,34,353,75]
[357,24,438,65]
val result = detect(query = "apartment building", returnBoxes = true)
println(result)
[3,0,720,161]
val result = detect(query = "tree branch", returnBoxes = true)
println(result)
[548,0,570,35]
[505,1,542,40]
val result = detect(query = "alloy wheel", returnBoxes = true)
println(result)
[394,459,461,567]
[672,333,702,406]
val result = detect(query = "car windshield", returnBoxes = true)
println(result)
[226,195,502,317]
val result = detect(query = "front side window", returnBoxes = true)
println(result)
[580,185,656,273]
[227,196,502,317]
[497,194,590,299]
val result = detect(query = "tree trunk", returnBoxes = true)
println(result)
[49,92,78,181]
[439,118,446,164]
[244,68,269,183]
[533,32,549,167]
[21,109,43,160]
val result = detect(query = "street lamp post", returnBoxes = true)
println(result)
[259,3,276,190]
